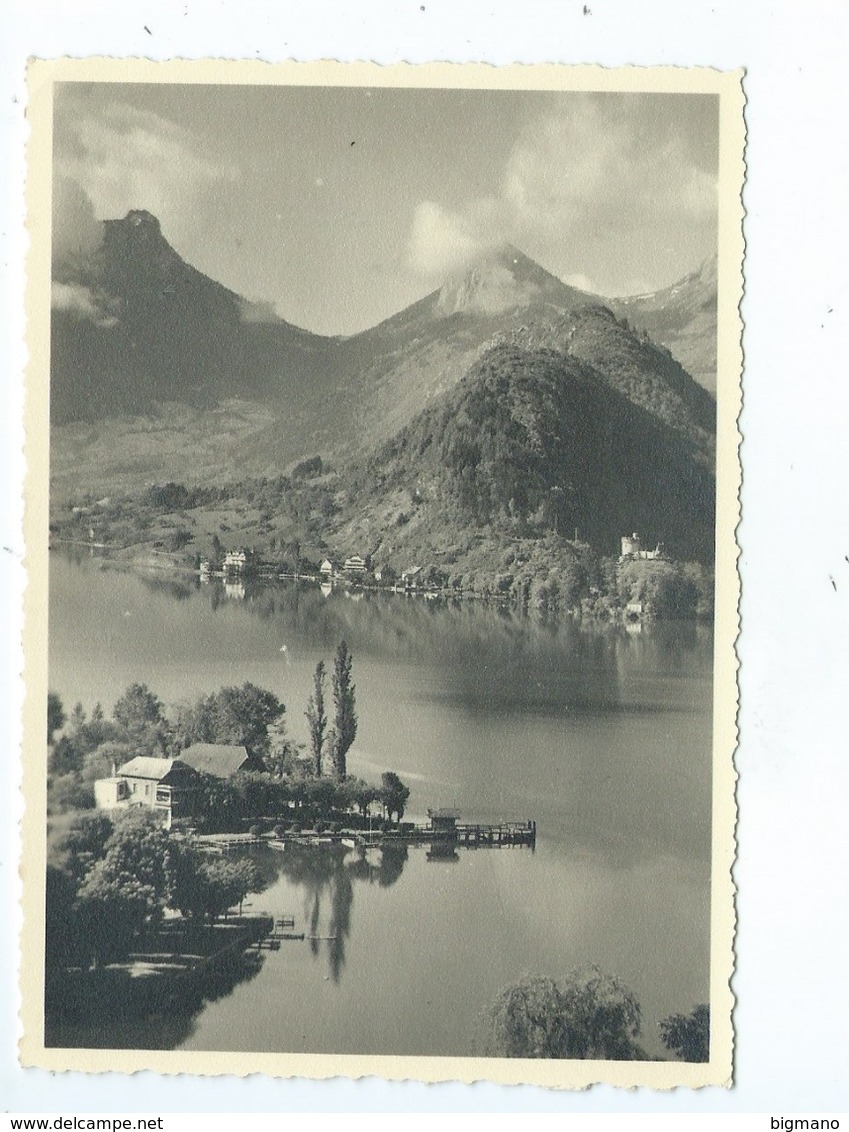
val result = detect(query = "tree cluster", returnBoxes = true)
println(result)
[659,1003,710,1062]
[48,661,406,833]
[46,810,262,972]
[174,682,286,759]
[188,768,408,834]
[46,681,293,815]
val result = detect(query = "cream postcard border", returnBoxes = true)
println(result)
[20,57,744,1089]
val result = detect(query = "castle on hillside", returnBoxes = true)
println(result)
[620,532,665,561]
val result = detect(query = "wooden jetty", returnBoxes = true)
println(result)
[194,814,536,857]
[385,811,537,848]
[251,937,281,951]
[247,913,305,950]
[453,820,537,847]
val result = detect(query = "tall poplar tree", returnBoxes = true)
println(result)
[305,660,328,776]
[330,640,357,780]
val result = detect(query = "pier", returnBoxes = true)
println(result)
[344,811,536,850]
[193,813,537,856]
[452,820,537,848]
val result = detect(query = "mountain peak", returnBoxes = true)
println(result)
[104,209,164,241]
[101,209,176,274]
[124,208,161,231]
[435,244,581,317]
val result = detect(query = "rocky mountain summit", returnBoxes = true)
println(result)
[50,212,717,541]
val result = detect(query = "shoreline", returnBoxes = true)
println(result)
[48,542,714,625]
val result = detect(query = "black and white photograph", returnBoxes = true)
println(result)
[20,60,743,1088]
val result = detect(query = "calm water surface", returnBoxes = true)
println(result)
[49,552,713,1057]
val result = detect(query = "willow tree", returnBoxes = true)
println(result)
[330,640,357,780]
[484,967,645,1060]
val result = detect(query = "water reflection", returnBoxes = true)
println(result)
[137,573,198,602]
[256,841,413,983]
[49,552,713,1056]
[186,575,710,718]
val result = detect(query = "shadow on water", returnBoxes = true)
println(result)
[45,838,386,1052]
[44,942,266,1050]
[44,839,401,1049]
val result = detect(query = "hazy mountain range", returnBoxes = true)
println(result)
[50,210,717,561]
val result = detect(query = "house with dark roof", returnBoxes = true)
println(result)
[178,743,266,778]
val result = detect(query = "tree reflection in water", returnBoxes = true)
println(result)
[267,842,410,983]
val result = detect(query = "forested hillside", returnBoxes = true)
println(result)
[350,341,715,563]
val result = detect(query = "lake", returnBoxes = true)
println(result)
[48,551,714,1058]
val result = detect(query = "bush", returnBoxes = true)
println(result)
[273,823,286,839]
[249,824,262,839]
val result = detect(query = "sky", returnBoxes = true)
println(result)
[52,82,719,336]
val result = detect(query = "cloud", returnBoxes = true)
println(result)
[502,94,716,243]
[51,282,117,327]
[53,90,237,233]
[238,297,280,325]
[407,198,508,278]
[407,93,718,292]
[52,175,104,265]
[561,272,597,293]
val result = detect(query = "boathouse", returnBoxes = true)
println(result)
[427,807,460,836]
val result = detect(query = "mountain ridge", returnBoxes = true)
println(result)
[608,255,718,392]
[50,212,717,507]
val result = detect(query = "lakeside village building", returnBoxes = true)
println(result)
[320,556,368,579]
[93,744,264,828]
